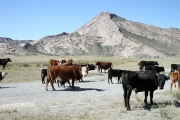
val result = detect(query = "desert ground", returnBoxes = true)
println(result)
[0,55,180,120]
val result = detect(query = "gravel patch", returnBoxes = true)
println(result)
[0,71,179,120]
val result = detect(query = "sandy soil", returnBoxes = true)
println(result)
[0,70,179,120]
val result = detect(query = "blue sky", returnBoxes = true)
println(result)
[0,0,179,40]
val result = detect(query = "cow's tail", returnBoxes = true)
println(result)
[121,71,127,85]
[138,62,140,66]
[47,68,51,82]
[178,68,180,81]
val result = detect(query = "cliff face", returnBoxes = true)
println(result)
[1,12,180,57]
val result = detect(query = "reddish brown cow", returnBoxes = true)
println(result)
[46,65,82,91]
[170,68,180,91]
[96,61,112,73]
[49,59,59,66]
[75,62,89,67]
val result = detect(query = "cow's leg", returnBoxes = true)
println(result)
[122,83,127,107]
[118,76,121,83]
[42,77,45,84]
[2,65,5,70]
[144,91,148,104]
[50,80,56,91]
[71,79,75,90]
[126,87,132,111]
[46,78,50,91]
[67,80,71,87]
[150,90,154,105]
[123,91,127,107]
[108,74,112,84]
[57,80,60,87]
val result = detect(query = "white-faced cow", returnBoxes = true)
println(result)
[0,58,12,69]
[122,70,169,111]
[138,61,158,71]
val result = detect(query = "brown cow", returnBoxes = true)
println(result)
[96,61,112,73]
[170,68,180,91]
[46,65,82,91]
[75,62,89,67]
[49,59,59,66]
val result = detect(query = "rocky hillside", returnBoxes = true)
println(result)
[1,12,180,57]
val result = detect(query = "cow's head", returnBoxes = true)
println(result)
[76,66,83,80]
[155,61,159,65]
[7,58,12,62]
[82,66,88,76]
[157,74,169,89]
[96,61,100,66]
[67,59,73,65]
[0,72,7,81]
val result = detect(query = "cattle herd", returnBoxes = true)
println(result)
[1,57,180,111]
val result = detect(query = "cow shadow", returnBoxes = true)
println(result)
[56,86,105,92]
[79,80,97,83]
[141,100,180,111]
[0,86,17,89]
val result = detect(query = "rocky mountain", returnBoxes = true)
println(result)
[1,12,180,57]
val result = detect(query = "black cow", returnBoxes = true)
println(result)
[0,58,12,69]
[41,69,47,84]
[144,65,165,74]
[170,64,180,73]
[87,64,96,70]
[0,72,7,88]
[122,70,168,111]
[108,69,125,84]
[138,61,158,71]
[57,80,71,87]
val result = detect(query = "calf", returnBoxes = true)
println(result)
[0,58,12,69]
[108,69,125,84]
[170,68,180,91]
[122,70,168,111]
[57,80,71,87]
[41,69,47,84]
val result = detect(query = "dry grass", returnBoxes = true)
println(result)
[1,54,179,83]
